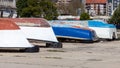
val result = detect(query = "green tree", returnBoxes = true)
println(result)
[16,0,28,17]
[80,12,90,20]
[109,4,120,25]
[16,0,58,20]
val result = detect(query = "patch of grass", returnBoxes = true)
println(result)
[47,50,66,52]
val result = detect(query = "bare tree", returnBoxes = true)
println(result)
[57,0,84,15]
[69,0,85,15]
[57,2,70,14]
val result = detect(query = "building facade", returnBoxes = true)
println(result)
[112,0,120,10]
[86,0,107,16]
[0,0,16,8]
[107,0,112,16]
[0,0,17,18]
[106,0,120,16]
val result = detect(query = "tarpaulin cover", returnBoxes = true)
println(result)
[49,20,116,28]
[49,20,94,31]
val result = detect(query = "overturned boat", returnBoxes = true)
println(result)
[5,18,62,48]
[49,20,98,41]
[49,20,118,41]
[0,19,39,52]
[87,20,118,40]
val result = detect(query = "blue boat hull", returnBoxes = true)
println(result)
[52,27,96,41]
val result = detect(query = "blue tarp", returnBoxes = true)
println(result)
[88,20,116,28]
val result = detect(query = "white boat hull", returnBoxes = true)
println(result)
[20,26,58,42]
[89,27,118,39]
[0,30,33,48]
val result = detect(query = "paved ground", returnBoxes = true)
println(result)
[0,40,120,68]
